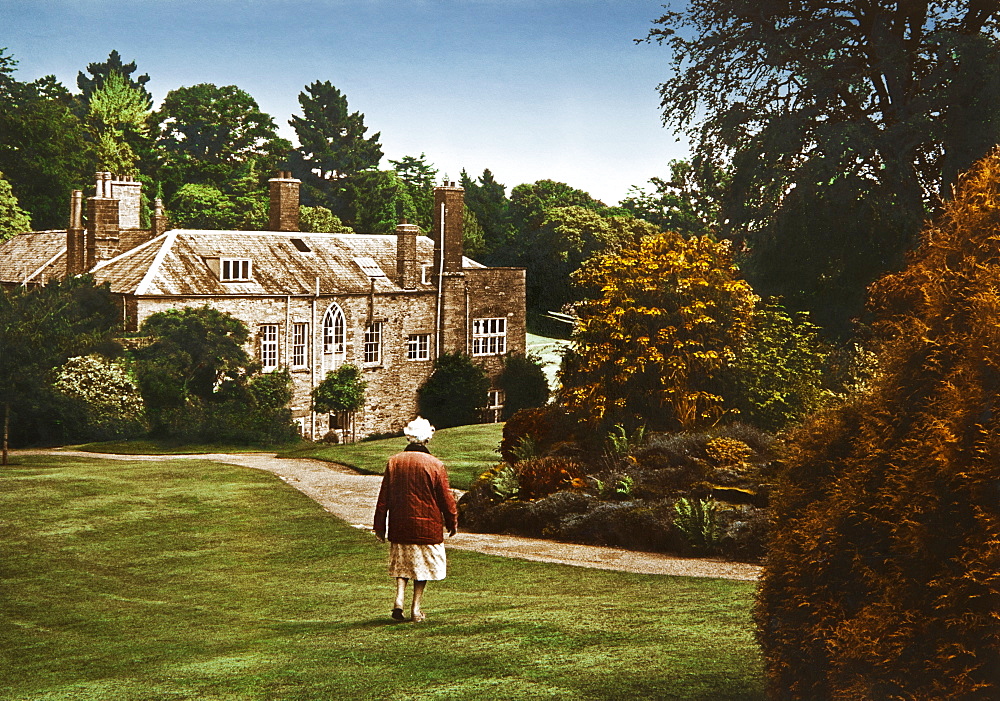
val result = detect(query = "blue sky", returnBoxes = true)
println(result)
[1,0,689,204]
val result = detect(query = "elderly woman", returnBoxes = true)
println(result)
[373,417,458,623]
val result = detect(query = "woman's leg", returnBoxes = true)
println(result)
[411,580,427,620]
[392,577,409,620]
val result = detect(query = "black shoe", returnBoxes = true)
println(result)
[391,608,406,622]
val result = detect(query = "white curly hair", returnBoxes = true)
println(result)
[404,416,435,444]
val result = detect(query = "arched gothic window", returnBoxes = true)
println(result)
[322,304,346,356]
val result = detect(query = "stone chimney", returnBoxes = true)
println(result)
[66,190,85,276]
[86,172,120,269]
[268,171,300,232]
[395,220,421,289]
[432,181,464,275]
[432,182,467,356]
[151,198,169,237]
[110,177,142,229]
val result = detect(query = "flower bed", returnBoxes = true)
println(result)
[459,416,776,562]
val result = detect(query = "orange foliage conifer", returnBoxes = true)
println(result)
[755,151,1000,698]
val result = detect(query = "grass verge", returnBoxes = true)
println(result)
[280,423,504,490]
[1,454,764,700]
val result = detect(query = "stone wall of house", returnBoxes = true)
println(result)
[132,290,442,440]
[128,266,526,441]
[465,266,528,377]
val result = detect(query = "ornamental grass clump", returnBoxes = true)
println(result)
[756,149,1000,699]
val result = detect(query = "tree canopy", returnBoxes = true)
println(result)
[0,276,120,460]
[77,49,152,110]
[560,231,756,432]
[154,83,290,194]
[288,80,382,221]
[647,0,1000,334]
[0,169,31,242]
[0,48,89,229]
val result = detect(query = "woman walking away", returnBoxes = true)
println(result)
[373,417,458,623]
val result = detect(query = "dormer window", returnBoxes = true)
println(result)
[220,258,252,281]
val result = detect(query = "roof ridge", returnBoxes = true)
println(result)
[91,231,171,272]
[23,246,67,284]
[136,231,178,295]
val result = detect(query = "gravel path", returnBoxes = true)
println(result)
[21,449,762,582]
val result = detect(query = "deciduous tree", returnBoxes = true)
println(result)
[154,83,290,197]
[417,353,490,429]
[0,169,31,242]
[0,276,119,462]
[0,49,89,229]
[528,205,658,315]
[560,232,756,432]
[647,1,1000,334]
[620,158,728,238]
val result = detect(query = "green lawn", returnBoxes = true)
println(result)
[281,422,505,490]
[527,332,571,392]
[72,439,306,455]
[1,454,765,700]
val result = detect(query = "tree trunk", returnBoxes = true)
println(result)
[2,402,9,466]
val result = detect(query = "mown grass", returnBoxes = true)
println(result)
[1,454,765,700]
[281,423,504,490]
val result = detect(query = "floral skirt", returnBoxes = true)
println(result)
[388,542,447,581]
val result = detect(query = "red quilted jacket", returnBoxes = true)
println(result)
[373,448,458,544]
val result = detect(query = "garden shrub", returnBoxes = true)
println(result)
[499,405,585,464]
[461,489,592,537]
[496,353,550,420]
[755,150,1000,699]
[673,497,720,555]
[560,500,676,552]
[51,354,147,440]
[417,352,490,428]
[559,231,756,432]
[514,456,585,500]
[726,300,831,432]
[717,505,769,563]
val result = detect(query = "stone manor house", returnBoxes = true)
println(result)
[0,172,527,440]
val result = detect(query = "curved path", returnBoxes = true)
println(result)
[21,449,762,582]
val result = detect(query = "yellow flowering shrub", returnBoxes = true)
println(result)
[559,231,756,431]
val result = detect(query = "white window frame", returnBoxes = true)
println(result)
[485,389,505,423]
[363,321,383,365]
[323,304,346,355]
[260,324,279,371]
[406,333,430,361]
[291,322,308,368]
[472,317,507,356]
[220,258,252,281]
[420,264,431,285]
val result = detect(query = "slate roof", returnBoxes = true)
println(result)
[2,228,487,295]
[90,230,481,296]
[0,231,67,284]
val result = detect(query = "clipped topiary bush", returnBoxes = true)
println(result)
[755,150,1000,699]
